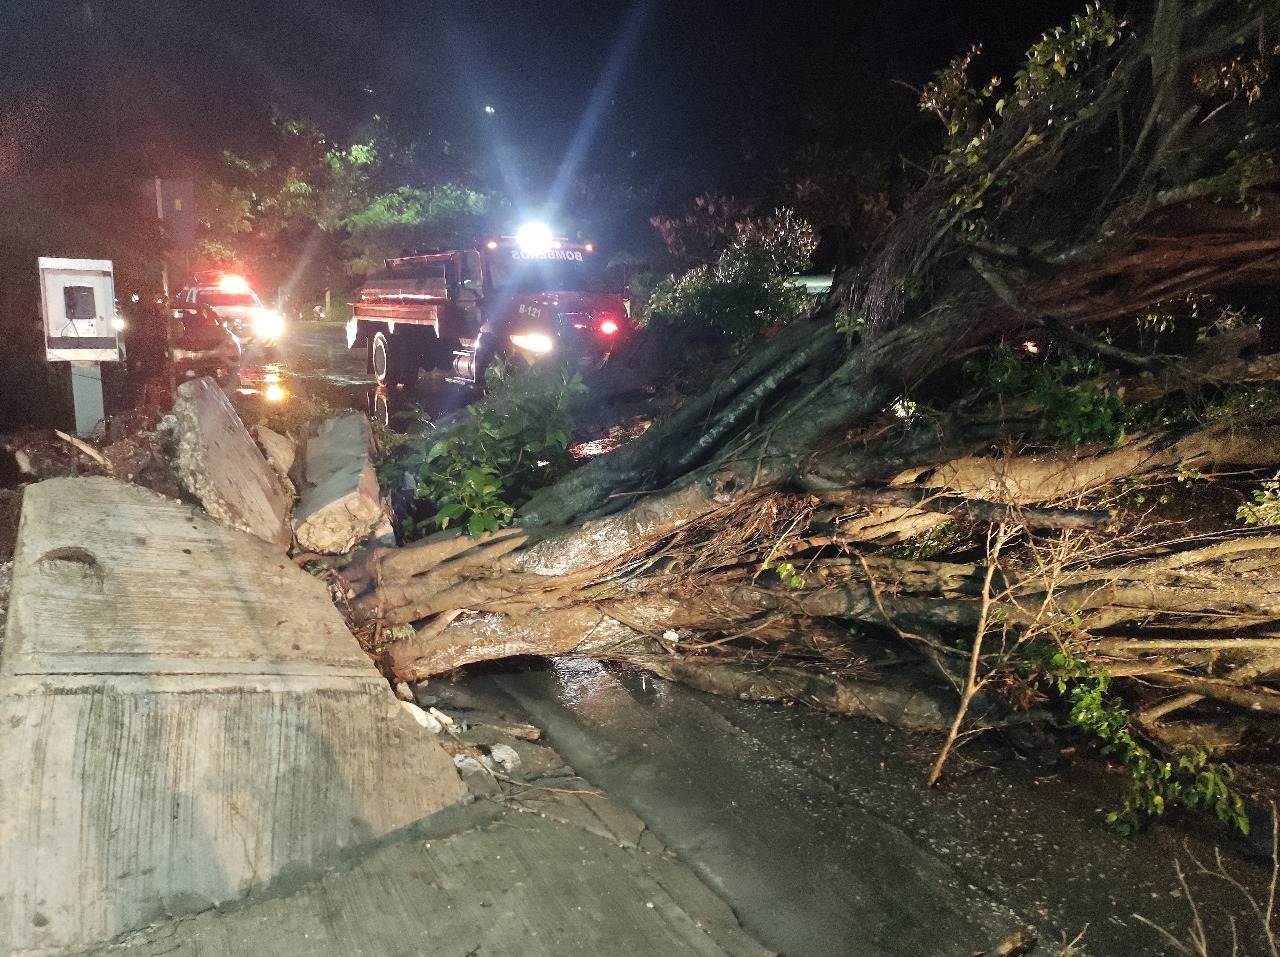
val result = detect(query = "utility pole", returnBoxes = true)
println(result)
[155,177,169,296]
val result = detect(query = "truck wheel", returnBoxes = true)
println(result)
[371,331,418,387]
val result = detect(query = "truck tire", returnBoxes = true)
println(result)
[371,330,418,387]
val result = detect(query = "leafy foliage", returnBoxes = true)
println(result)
[646,208,819,348]
[194,114,507,308]
[395,364,587,540]
[650,194,760,269]
[339,182,508,274]
[761,560,805,589]
[1239,471,1280,527]
[1041,643,1249,836]
[964,347,1125,446]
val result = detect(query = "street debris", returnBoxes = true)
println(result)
[489,743,521,771]
[53,429,109,469]
[252,423,297,497]
[291,410,383,554]
[400,699,444,732]
[172,377,292,548]
[428,705,457,729]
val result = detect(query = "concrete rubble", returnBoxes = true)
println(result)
[290,411,383,554]
[251,424,296,498]
[0,477,467,956]
[172,377,292,549]
[0,475,772,957]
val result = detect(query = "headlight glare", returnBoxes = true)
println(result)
[510,332,554,353]
[253,309,285,340]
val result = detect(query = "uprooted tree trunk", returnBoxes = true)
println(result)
[337,0,1280,762]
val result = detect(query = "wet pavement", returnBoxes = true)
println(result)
[460,664,1277,957]
[229,321,474,429]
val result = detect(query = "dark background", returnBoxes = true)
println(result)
[0,0,1087,198]
[0,0,1090,429]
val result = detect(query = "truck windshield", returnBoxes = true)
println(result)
[485,249,593,292]
[196,291,259,308]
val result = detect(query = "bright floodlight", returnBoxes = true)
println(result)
[515,222,554,254]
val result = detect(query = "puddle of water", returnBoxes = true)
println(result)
[552,657,623,707]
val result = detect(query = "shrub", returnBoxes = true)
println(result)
[646,208,818,348]
[392,362,586,539]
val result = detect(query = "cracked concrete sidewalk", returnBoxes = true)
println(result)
[65,701,767,957]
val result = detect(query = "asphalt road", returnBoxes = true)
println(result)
[253,321,1275,957]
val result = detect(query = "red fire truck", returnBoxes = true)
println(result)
[346,227,633,387]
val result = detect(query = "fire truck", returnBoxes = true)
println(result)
[346,227,633,387]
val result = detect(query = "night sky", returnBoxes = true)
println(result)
[0,0,1088,200]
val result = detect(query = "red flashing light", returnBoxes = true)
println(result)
[599,319,619,335]
[218,275,250,293]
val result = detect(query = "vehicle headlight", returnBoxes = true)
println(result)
[510,332,554,353]
[253,308,285,340]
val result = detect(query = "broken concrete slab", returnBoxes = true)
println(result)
[69,808,769,957]
[0,477,467,955]
[65,704,769,957]
[173,377,292,549]
[291,411,382,555]
[252,424,297,498]
[3,477,359,676]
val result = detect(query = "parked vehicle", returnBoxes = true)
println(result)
[346,229,633,387]
[170,303,242,379]
[173,272,285,345]
[109,293,241,389]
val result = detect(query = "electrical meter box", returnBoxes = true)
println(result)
[38,257,119,361]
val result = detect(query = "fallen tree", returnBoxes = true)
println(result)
[334,0,1280,820]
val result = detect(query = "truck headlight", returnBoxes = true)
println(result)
[253,309,285,340]
[510,332,554,353]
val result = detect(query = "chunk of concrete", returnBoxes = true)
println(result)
[253,423,297,497]
[292,411,383,554]
[173,377,292,549]
[0,477,467,955]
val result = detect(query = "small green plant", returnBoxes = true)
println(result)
[833,304,867,344]
[965,347,1125,447]
[1041,642,1249,835]
[646,208,818,348]
[1239,470,1280,527]
[761,560,805,589]
[393,363,587,539]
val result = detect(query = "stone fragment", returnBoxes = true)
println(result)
[489,743,521,771]
[253,424,297,497]
[172,377,292,549]
[292,411,383,554]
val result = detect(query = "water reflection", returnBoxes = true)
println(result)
[236,363,289,402]
[552,658,621,707]
[366,375,476,433]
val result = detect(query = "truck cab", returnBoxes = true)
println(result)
[347,233,632,388]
